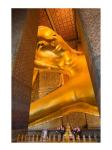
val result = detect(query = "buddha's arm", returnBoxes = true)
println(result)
[29,73,99,125]
[29,102,99,127]
[29,88,75,124]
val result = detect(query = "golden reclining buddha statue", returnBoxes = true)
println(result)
[29,26,99,127]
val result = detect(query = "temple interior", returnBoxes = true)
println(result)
[12,8,100,143]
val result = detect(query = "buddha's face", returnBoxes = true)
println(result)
[35,26,72,73]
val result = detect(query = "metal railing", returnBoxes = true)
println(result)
[15,129,100,143]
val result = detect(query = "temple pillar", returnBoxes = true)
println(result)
[76,9,100,112]
[12,9,39,141]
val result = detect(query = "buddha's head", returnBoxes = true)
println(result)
[38,26,63,41]
[35,26,80,76]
